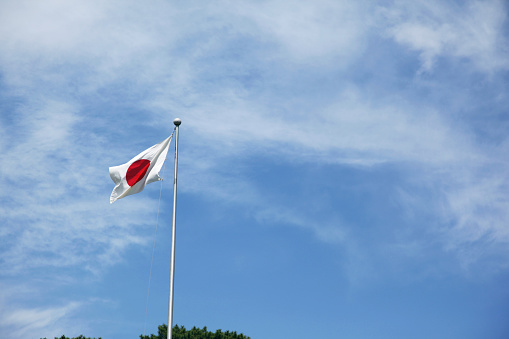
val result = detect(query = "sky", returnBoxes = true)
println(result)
[0,0,508,338]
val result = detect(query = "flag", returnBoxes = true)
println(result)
[109,134,173,203]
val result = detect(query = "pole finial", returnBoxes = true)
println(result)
[173,118,181,126]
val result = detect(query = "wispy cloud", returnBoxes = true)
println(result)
[382,0,509,72]
[0,1,508,337]
[1,0,506,276]
[0,295,81,339]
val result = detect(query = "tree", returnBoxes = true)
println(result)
[40,323,250,339]
[140,324,251,339]
[41,336,102,339]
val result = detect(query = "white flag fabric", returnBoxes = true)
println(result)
[109,134,173,203]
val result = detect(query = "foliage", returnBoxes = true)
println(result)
[41,336,102,339]
[140,324,251,339]
[40,323,249,339]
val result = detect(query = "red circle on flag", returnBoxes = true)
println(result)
[126,159,151,186]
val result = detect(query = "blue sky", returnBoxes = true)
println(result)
[1,0,508,338]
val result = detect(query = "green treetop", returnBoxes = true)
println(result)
[140,324,251,339]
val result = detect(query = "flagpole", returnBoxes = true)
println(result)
[168,118,181,339]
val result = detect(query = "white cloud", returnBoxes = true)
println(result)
[234,0,369,64]
[0,98,159,276]
[443,164,509,247]
[0,299,81,339]
[382,0,509,72]
[0,4,507,339]
[0,0,507,298]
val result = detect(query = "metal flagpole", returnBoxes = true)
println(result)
[168,118,181,339]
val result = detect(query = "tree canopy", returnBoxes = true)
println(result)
[40,324,250,339]
[41,336,101,339]
[140,324,251,339]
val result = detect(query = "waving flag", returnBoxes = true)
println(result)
[109,134,173,203]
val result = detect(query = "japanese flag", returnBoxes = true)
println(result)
[109,134,173,203]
